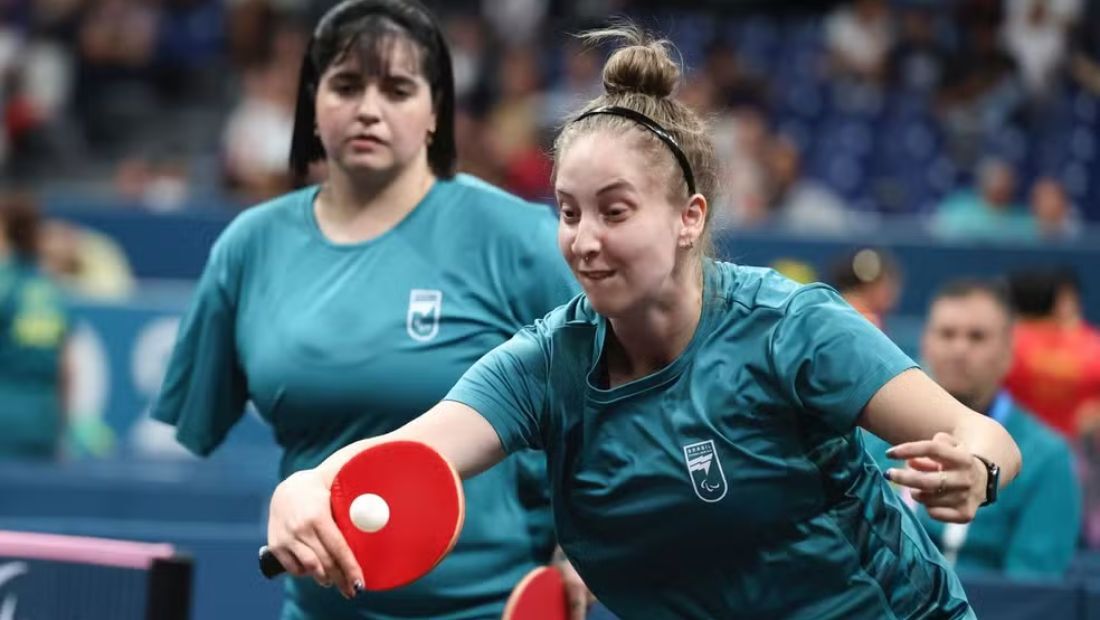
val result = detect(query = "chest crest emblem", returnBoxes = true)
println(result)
[407,289,443,342]
[683,439,728,503]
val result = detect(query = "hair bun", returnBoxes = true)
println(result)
[602,41,679,98]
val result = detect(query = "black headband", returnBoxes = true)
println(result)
[571,105,696,195]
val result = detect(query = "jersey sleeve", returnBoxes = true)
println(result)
[443,323,550,454]
[151,232,249,456]
[505,212,579,327]
[769,285,918,433]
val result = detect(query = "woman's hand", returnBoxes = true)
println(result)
[885,432,988,524]
[555,553,595,620]
[266,468,363,599]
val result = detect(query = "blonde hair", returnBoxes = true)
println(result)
[554,23,719,252]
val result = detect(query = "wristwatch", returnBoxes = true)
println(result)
[973,454,1000,507]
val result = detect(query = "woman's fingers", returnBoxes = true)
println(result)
[885,467,962,493]
[267,545,305,577]
[905,456,942,472]
[284,539,328,583]
[886,438,969,469]
[314,515,363,598]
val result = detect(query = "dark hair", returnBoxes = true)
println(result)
[288,0,456,184]
[827,247,899,293]
[1006,267,1080,318]
[555,23,719,254]
[931,278,1015,321]
[0,193,41,261]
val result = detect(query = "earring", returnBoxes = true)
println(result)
[680,239,695,250]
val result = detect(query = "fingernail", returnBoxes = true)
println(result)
[883,469,892,481]
[885,448,897,458]
[353,580,364,594]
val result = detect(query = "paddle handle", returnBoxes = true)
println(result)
[258,546,286,578]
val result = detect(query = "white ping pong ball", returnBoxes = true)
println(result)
[349,493,390,533]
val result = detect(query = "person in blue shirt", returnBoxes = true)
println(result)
[0,194,69,460]
[264,25,1022,619]
[865,279,1081,579]
[152,1,578,617]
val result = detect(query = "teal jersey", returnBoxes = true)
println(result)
[864,395,1081,580]
[447,261,973,619]
[153,175,579,619]
[0,259,68,459]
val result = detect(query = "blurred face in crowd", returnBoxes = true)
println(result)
[314,35,436,180]
[922,291,1014,410]
[555,131,704,318]
[979,161,1016,208]
[1031,177,1069,229]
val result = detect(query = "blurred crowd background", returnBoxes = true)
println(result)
[2,0,1100,238]
[1,0,1099,617]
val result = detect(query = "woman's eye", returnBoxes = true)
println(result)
[333,82,359,96]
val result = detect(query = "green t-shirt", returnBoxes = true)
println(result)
[447,261,973,619]
[0,258,68,459]
[153,175,579,619]
[864,394,1081,580]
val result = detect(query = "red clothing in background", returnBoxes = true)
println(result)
[1005,320,1100,438]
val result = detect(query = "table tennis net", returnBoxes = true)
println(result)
[0,529,192,620]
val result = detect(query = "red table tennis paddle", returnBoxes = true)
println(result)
[258,440,464,591]
[502,565,569,620]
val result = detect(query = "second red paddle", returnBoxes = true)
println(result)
[259,440,465,591]
[502,565,569,620]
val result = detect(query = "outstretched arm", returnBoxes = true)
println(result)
[266,401,505,598]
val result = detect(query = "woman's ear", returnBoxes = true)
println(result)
[680,193,708,247]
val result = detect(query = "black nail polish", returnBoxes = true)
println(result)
[883,470,892,481]
[353,580,364,594]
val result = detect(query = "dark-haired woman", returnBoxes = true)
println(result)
[152,1,578,617]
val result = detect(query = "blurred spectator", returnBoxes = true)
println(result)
[1029,176,1082,241]
[454,106,504,186]
[540,37,602,131]
[865,278,1081,579]
[701,38,770,110]
[825,0,893,84]
[486,43,551,200]
[711,106,770,229]
[762,134,858,235]
[1005,268,1100,438]
[73,0,160,151]
[446,12,492,104]
[1069,0,1100,93]
[480,0,546,48]
[932,158,1037,242]
[0,193,70,460]
[38,219,136,300]
[1002,0,1081,99]
[887,5,948,94]
[153,0,226,102]
[827,247,900,330]
[937,17,1023,166]
[114,152,191,212]
[221,19,303,203]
